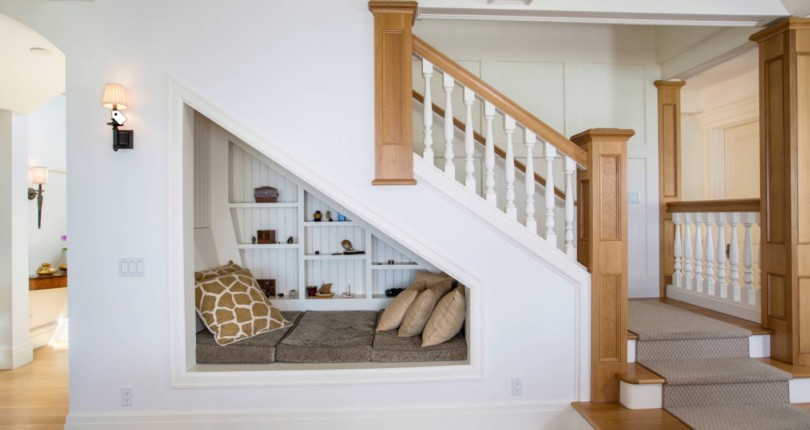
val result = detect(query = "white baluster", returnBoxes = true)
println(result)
[673,213,683,288]
[704,213,715,296]
[754,212,762,308]
[693,213,704,293]
[716,213,727,299]
[484,101,496,206]
[729,212,741,302]
[421,59,434,162]
[684,213,694,290]
[544,142,557,246]
[564,156,576,259]
[463,87,476,192]
[524,131,537,233]
[742,212,756,306]
[442,72,455,178]
[504,116,517,220]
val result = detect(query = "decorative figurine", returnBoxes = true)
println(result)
[287,236,294,244]
[313,210,322,222]
[326,210,333,222]
[289,289,298,299]
[251,236,256,244]
[338,213,346,222]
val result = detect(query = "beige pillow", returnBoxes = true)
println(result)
[376,281,427,332]
[415,270,451,287]
[195,260,243,282]
[195,269,290,346]
[398,279,454,337]
[422,286,466,347]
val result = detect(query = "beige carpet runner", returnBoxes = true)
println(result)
[628,300,810,430]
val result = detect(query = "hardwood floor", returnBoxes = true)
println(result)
[0,346,68,429]
[572,402,689,430]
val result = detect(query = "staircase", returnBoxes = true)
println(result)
[615,299,810,429]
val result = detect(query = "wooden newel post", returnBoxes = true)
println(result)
[571,128,634,403]
[751,18,810,365]
[369,1,418,185]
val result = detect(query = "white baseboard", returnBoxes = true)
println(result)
[66,402,592,430]
[29,321,58,350]
[0,342,33,369]
[666,285,760,323]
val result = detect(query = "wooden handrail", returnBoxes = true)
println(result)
[413,90,567,202]
[413,35,588,168]
[666,198,760,214]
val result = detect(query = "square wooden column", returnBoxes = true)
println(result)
[654,80,686,296]
[369,1,418,185]
[571,128,634,402]
[751,18,810,365]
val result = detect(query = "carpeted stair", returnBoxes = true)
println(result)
[629,301,810,429]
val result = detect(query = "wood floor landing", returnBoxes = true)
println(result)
[0,346,68,429]
[573,402,810,430]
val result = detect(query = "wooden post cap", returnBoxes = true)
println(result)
[570,128,635,145]
[368,1,418,24]
[654,80,686,89]
[750,17,810,43]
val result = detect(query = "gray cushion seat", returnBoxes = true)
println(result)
[196,311,302,364]
[372,328,467,363]
[197,310,468,365]
[275,310,379,363]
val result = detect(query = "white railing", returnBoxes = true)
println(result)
[667,202,761,322]
[413,51,583,259]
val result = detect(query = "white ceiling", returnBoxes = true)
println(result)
[0,14,65,114]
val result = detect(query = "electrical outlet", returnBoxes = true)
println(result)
[121,387,133,407]
[511,377,523,396]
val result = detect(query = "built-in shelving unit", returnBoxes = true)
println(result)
[227,141,434,311]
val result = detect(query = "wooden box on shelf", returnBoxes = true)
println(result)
[254,186,279,203]
[257,230,276,244]
[257,279,276,298]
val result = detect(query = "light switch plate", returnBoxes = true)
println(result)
[119,258,145,277]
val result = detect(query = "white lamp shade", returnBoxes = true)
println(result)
[101,83,128,110]
[30,166,48,185]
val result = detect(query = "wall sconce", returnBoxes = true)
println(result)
[101,83,134,151]
[28,166,48,229]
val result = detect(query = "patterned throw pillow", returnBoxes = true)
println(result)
[194,260,243,282]
[195,269,290,346]
[398,279,454,337]
[415,270,451,287]
[422,286,466,347]
[376,280,427,332]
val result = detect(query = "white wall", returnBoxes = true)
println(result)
[682,68,759,200]
[0,1,591,428]
[413,20,661,298]
[27,94,68,349]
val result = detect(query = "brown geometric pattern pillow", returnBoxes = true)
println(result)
[398,278,454,337]
[194,260,243,282]
[195,269,289,346]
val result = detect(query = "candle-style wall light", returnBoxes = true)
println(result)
[28,166,48,229]
[101,83,134,151]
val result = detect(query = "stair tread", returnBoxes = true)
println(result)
[641,357,792,386]
[668,403,810,430]
[617,362,665,384]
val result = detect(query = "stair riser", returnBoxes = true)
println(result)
[627,335,770,362]
[663,381,789,408]
[637,338,749,361]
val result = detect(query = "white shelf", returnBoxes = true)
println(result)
[304,254,367,261]
[229,202,299,208]
[303,221,355,227]
[237,244,300,249]
[371,264,421,270]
